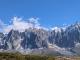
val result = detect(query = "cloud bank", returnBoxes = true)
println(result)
[0,17,48,33]
[0,16,67,34]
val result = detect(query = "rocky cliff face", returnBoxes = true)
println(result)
[49,23,80,48]
[0,22,80,55]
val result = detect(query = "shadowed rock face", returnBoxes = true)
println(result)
[49,23,80,48]
[1,28,48,50]
[20,29,48,49]
[0,33,4,38]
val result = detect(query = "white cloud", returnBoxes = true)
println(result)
[3,17,39,33]
[0,20,5,28]
[0,16,48,33]
[28,17,40,26]
[0,20,7,32]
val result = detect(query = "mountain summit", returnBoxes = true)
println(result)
[0,22,80,56]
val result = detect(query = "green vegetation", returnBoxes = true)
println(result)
[0,52,80,60]
[0,52,55,60]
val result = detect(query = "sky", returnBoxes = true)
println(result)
[0,0,80,33]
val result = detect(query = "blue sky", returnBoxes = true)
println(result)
[0,0,80,28]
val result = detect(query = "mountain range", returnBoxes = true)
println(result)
[0,22,80,56]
